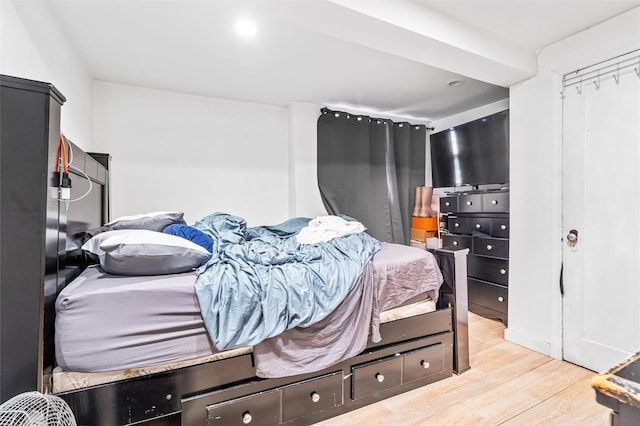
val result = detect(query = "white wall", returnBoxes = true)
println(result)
[93,82,290,226]
[288,102,327,218]
[507,7,640,358]
[0,1,95,150]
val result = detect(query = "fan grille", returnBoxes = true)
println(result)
[0,392,76,426]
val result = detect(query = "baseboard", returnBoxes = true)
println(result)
[504,328,553,357]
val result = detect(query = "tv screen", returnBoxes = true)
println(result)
[430,109,509,188]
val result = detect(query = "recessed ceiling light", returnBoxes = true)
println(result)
[446,78,465,87]
[235,19,257,37]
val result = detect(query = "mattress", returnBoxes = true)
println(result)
[55,266,213,372]
[54,242,442,387]
[51,299,435,392]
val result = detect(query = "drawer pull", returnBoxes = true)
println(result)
[466,201,472,206]
[486,244,493,251]
[500,268,507,275]
[421,360,430,369]
[452,241,458,246]
[310,391,320,403]
[242,412,253,424]
[475,223,482,229]
[445,201,451,207]
[491,199,498,205]
[501,224,507,230]
[498,296,504,302]
[454,222,460,228]
[375,373,385,383]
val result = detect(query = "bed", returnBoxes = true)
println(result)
[1,74,468,425]
[49,150,469,426]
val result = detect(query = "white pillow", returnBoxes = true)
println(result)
[105,211,186,232]
[81,229,133,256]
[82,230,211,276]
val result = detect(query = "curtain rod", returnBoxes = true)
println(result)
[321,107,435,131]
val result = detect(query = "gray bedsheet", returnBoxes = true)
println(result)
[253,242,443,377]
[55,266,213,372]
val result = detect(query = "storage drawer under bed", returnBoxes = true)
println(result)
[202,372,343,426]
[351,355,403,400]
[403,343,446,383]
[183,334,453,425]
[351,341,448,400]
[281,373,343,422]
[206,388,281,425]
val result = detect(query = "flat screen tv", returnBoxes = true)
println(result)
[430,109,509,188]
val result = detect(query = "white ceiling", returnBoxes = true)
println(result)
[40,0,639,122]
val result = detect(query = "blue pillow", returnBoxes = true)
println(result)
[163,224,213,253]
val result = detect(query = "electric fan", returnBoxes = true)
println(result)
[0,392,76,426]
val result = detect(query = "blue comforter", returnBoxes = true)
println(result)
[193,213,380,350]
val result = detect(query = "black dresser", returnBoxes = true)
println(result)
[440,190,509,324]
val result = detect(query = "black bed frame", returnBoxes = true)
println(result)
[0,74,469,426]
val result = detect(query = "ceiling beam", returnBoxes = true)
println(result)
[293,0,538,87]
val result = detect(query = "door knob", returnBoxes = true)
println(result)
[567,229,579,250]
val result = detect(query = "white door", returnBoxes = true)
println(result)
[562,56,640,372]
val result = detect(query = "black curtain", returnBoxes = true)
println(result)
[317,108,426,244]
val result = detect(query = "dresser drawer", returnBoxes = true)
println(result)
[351,355,402,400]
[467,255,509,286]
[442,234,472,250]
[473,237,509,258]
[403,343,446,383]
[468,217,491,235]
[468,278,508,315]
[448,216,470,234]
[440,196,458,213]
[282,372,343,422]
[482,192,509,212]
[457,194,483,213]
[490,217,509,238]
[206,388,280,425]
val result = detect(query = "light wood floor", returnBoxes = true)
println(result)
[316,312,611,426]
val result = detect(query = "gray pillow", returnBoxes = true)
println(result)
[82,230,211,276]
[105,211,186,232]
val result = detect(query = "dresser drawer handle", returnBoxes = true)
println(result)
[242,411,253,424]
[486,244,493,251]
[491,199,498,205]
[500,268,507,275]
[475,223,482,229]
[454,222,460,228]
[466,201,472,206]
[445,201,451,207]
[501,224,507,230]
[421,360,430,369]
[375,373,385,383]
[453,241,459,246]
[310,391,320,403]
[497,296,504,303]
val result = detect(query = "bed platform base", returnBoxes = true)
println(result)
[183,331,453,425]
[60,310,452,425]
[58,248,469,426]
